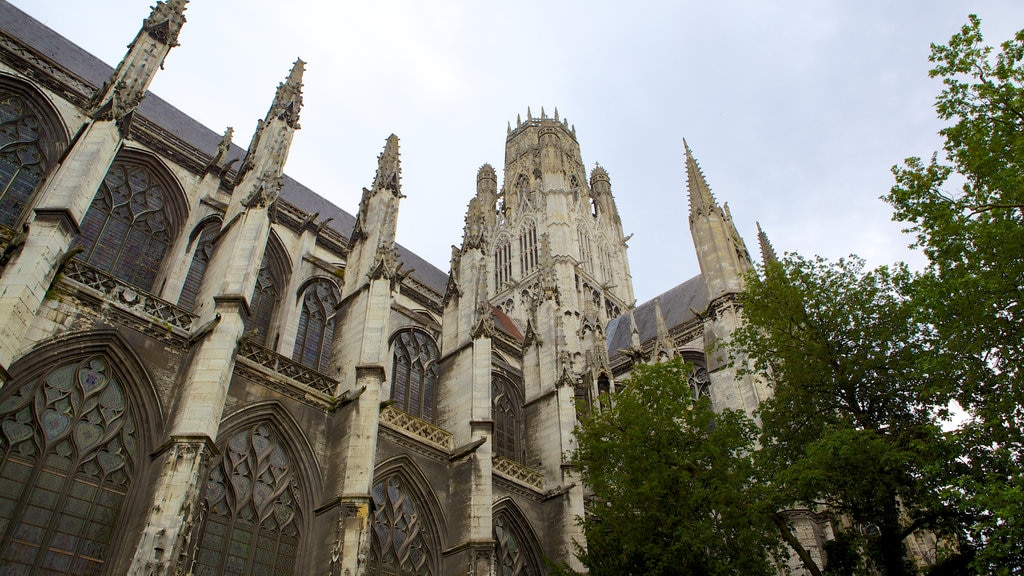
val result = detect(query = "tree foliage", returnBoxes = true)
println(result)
[565,358,781,576]
[732,255,958,576]
[885,15,1024,573]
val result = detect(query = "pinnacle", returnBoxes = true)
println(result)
[683,138,717,214]
[756,221,779,265]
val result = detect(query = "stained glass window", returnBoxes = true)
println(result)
[0,356,139,575]
[75,159,178,292]
[494,514,537,576]
[292,280,340,372]
[368,473,435,576]
[246,254,279,346]
[178,220,220,311]
[493,375,522,462]
[193,423,302,576]
[390,330,439,422]
[0,88,57,228]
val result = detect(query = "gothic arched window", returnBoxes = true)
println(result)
[76,158,182,292]
[0,83,64,228]
[495,236,512,288]
[178,219,220,310]
[0,356,140,575]
[519,224,538,276]
[368,472,436,576]
[193,422,303,576]
[493,375,523,462]
[245,239,288,347]
[292,279,340,372]
[494,512,539,576]
[390,330,439,422]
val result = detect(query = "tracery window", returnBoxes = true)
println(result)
[494,514,538,576]
[493,375,523,462]
[519,224,537,276]
[368,473,435,576]
[178,219,220,310]
[0,87,60,228]
[390,330,439,422]
[193,422,303,576]
[246,247,285,347]
[292,279,341,372]
[76,159,179,292]
[495,237,512,287]
[0,356,139,575]
[689,364,711,400]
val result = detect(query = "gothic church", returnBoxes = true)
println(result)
[0,2,779,574]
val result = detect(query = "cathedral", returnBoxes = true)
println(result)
[0,1,791,574]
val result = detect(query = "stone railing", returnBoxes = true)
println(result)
[62,259,197,332]
[379,406,453,450]
[493,455,544,491]
[237,340,338,396]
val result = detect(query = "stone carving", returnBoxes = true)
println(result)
[63,259,197,331]
[237,339,338,395]
[379,405,453,450]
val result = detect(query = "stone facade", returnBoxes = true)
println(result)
[0,2,807,575]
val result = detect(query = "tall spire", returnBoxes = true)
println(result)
[272,58,305,129]
[684,139,716,216]
[91,0,188,123]
[234,60,304,192]
[371,134,401,195]
[756,221,779,265]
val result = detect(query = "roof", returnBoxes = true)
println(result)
[605,274,709,356]
[0,0,448,296]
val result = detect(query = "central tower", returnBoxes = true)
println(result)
[439,109,634,573]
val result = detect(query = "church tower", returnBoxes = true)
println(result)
[439,108,634,573]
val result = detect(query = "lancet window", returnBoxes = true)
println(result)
[0,86,62,228]
[76,158,181,293]
[245,241,288,347]
[390,330,439,422]
[368,472,436,576]
[193,422,303,576]
[578,229,592,272]
[519,224,537,276]
[495,237,512,288]
[0,356,140,575]
[292,279,341,372]
[494,513,538,576]
[178,219,220,310]
[493,374,523,462]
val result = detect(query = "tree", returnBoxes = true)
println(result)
[562,358,781,576]
[885,16,1024,573]
[731,255,961,576]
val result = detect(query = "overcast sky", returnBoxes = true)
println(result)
[12,1,1023,304]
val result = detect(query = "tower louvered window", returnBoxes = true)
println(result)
[178,220,219,310]
[76,160,177,292]
[194,423,303,576]
[495,238,512,287]
[390,330,439,422]
[368,473,436,576]
[246,255,279,346]
[494,514,537,576]
[292,280,340,372]
[493,375,522,462]
[0,89,56,228]
[0,356,140,576]
[519,225,537,276]
[578,229,592,272]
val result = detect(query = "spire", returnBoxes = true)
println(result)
[756,222,779,265]
[91,0,188,123]
[654,298,676,360]
[371,134,401,195]
[271,58,305,129]
[683,139,716,215]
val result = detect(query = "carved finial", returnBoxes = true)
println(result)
[507,121,512,134]
[527,107,532,120]
[541,106,546,119]
[144,0,188,45]
[207,126,234,171]
[372,134,401,196]
[684,138,717,215]
[756,221,779,265]
[653,298,676,361]
[272,58,305,129]
[554,107,559,121]
[517,114,521,127]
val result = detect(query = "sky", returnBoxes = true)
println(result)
[11,0,1023,304]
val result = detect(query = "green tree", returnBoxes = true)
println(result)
[885,16,1024,572]
[732,255,960,576]
[563,358,781,576]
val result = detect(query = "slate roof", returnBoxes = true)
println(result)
[0,1,449,296]
[605,274,709,356]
